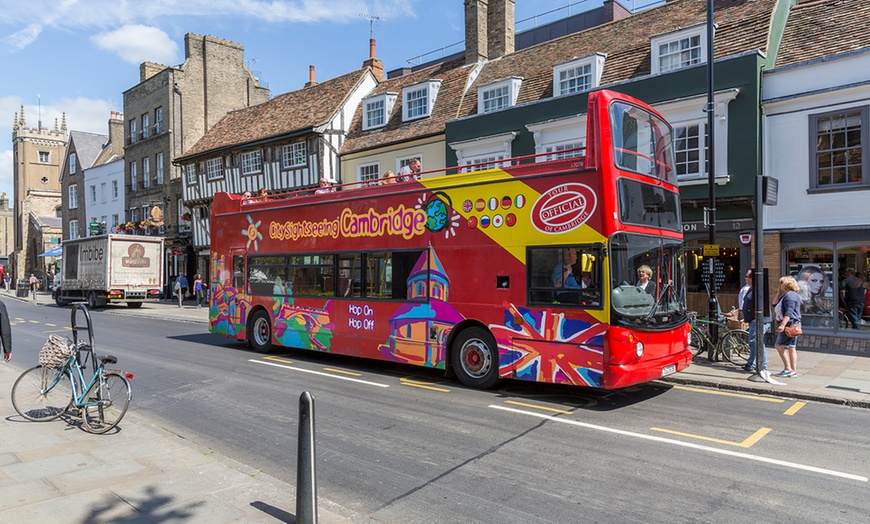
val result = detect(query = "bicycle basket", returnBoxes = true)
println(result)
[38,334,74,369]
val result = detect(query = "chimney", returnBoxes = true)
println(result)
[603,0,632,22]
[362,38,384,81]
[305,65,318,87]
[487,0,515,58]
[464,0,489,65]
[108,111,124,147]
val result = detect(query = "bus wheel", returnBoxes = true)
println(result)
[452,327,501,389]
[249,310,273,354]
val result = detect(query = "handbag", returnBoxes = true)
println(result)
[784,322,802,338]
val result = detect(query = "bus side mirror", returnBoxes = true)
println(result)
[692,254,703,269]
[581,254,595,273]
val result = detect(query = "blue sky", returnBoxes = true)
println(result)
[0,0,658,203]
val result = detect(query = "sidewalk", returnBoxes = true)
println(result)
[3,291,870,521]
[1,291,354,523]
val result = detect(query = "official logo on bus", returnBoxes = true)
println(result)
[530,183,597,234]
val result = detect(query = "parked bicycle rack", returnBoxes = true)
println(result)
[70,303,98,376]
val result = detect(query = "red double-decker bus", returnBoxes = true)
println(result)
[209,89,691,389]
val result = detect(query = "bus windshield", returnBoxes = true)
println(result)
[610,233,686,328]
[610,101,676,185]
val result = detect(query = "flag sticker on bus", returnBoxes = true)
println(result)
[531,183,597,234]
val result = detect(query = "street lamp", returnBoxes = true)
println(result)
[705,0,719,361]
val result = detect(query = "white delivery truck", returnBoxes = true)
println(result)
[54,234,164,309]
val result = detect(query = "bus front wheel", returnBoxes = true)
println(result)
[249,310,273,353]
[452,327,501,389]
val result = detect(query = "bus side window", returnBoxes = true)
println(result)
[232,255,245,291]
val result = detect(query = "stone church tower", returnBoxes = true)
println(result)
[11,106,67,281]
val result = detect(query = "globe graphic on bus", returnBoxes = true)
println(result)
[425,198,449,232]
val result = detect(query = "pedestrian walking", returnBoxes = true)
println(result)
[29,273,38,300]
[177,274,188,307]
[774,275,802,378]
[4,275,9,292]
[194,274,204,308]
[740,270,768,372]
[0,297,11,362]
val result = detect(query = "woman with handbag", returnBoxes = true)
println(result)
[774,275,802,378]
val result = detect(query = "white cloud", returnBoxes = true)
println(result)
[2,23,42,52]
[0,149,13,202]
[91,25,178,65]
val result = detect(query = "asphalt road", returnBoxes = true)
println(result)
[7,299,870,523]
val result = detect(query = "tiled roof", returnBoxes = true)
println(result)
[180,68,374,159]
[776,0,870,68]
[70,131,109,169]
[343,0,778,153]
[341,57,473,154]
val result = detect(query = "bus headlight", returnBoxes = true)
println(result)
[635,341,644,357]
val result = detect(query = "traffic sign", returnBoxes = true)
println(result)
[702,244,720,257]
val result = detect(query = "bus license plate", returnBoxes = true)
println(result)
[661,364,676,377]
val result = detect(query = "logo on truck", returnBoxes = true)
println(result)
[122,243,151,268]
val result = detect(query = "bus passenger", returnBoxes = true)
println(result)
[381,171,396,184]
[315,177,333,194]
[257,188,269,200]
[242,191,252,203]
[636,265,656,296]
[396,157,421,182]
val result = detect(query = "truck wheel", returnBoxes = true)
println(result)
[87,292,99,310]
[248,310,273,353]
[127,302,143,309]
[55,291,66,307]
[451,327,501,389]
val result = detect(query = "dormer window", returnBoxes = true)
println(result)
[478,77,523,114]
[363,92,397,130]
[553,54,606,96]
[403,80,441,121]
[651,25,708,74]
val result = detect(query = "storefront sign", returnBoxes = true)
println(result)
[682,218,753,233]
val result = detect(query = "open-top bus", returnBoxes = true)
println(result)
[209,89,691,390]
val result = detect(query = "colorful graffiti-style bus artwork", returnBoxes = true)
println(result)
[209,89,692,390]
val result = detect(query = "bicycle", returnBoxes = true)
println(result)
[688,310,750,365]
[11,304,133,434]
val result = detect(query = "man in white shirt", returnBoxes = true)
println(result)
[396,157,421,182]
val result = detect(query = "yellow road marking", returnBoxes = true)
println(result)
[324,367,361,377]
[14,318,24,321]
[505,400,573,414]
[673,385,784,403]
[400,377,450,392]
[45,323,57,327]
[783,401,806,416]
[28,320,39,324]
[651,426,772,448]
[263,356,293,364]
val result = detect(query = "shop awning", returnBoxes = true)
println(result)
[38,246,63,257]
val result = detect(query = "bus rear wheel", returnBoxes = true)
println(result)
[452,327,500,389]
[248,310,273,354]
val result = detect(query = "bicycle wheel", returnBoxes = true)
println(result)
[11,365,73,421]
[689,325,706,358]
[720,330,750,365]
[81,372,131,434]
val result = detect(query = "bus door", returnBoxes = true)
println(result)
[229,249,248,340]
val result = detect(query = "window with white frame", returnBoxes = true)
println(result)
[69,219,78,239]
[143,156,151,188]
[112,214,119,228]
[449,132,517,173]
[811,107,867,188]
[282,143,307,168]
[112,180,118,199]
[154,107,163,134]
[185,163,197,185]
[478,77,522,114]
[69,153,77,174]
[363,92,395,130]
[130,161,137,191]
[673,122,708,178]
[358,162,380,184]
[651,26,707,74]
[68,184,78,209]
[39,151,49,163]
[141,113,150,139]
[553,54,606,96]
[129,119,137,144]
[156,152,164,184]
[131,208,139,222]
[241,150,262,175]
[526,115,586,162]
[207,157,224,180]
[403,81,440,121]
[100,182,107,202]
[545,141,585,161]
[89,185,97,204]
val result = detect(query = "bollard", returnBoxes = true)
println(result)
[296,391,318,524]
